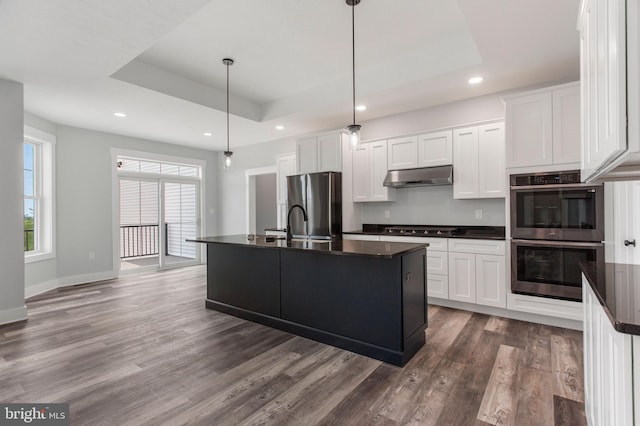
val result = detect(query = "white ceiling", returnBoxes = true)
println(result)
[0,0,581,152]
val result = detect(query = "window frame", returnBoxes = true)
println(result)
[24,125,55,263]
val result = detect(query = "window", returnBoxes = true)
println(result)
[24,126,55,262]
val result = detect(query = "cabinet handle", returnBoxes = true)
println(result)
[624,239,636,247]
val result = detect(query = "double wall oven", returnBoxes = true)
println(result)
[510,170,604,302]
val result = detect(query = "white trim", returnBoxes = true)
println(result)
[245,166,277,234]
[25,251,55,264]
[111,150,120,276]
[23,126,56,262]
[25,279,59,299]
[428,297,582,330]
[111,147,206,274]
[57,270,117,287]
[113,147,206,168]
[0,306,28,325]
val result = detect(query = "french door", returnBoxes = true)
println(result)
[119,177,200,271]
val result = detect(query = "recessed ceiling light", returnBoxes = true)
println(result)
[356,105,367,111]
[203,132,212,136]
[114,112,127,117]
[275,125,285,130]
[468,76,483,85]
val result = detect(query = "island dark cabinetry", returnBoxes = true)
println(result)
[207,244,280,317]
[194,235,428,366]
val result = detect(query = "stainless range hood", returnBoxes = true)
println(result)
[383,165,453,188]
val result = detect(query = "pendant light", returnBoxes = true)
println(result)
[223,58,234,169]
[346,0,361,150]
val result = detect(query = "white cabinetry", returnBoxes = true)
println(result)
[579,0,640,182]
[453,122,505,199]
[387,136,418,170]
[582,276,634,426]
[352,140,395,202]
[387,131,453,170]
[448,239,506,308]
[418,130,453,167]
[296,132,342,174]
[504,82,580,169]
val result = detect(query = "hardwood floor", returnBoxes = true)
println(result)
[0,266,586,425]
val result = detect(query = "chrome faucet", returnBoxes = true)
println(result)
[287,204,308,241]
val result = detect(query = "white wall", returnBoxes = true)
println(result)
[219,139,296,234]
[0,79,27,324]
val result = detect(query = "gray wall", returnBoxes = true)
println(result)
[218,139,296,234]
[0,79,26,323]
[255,173,277,233]
[22,118,219,292]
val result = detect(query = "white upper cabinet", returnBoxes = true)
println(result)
[352,140,394,202]
[453,127,479,199]
[478,122,506,198]
[579,0,640,182]
[453,122,505,199]
[505,92,553,168]
[387,136,418,170]
[552,86,582,165]
[317,133,342,172]
[504,82,581,169]
[296,132,342,174]
[418,130,453,167]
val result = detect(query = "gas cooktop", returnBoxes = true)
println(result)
[383,226,460,237]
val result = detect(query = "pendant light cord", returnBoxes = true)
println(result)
[351,2,356,126]
[226,61,230,152]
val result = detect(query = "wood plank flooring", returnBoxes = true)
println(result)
[0,266,586,425]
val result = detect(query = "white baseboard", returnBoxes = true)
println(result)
[0,306,28,325]
[57,270,117,288]
[25,279,59,299]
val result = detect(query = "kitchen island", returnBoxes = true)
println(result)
[190,235,428,366]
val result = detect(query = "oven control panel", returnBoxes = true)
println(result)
[511,170,581,186]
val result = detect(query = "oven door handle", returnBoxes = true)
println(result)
[511,239,603,248]
[510,183,601,191]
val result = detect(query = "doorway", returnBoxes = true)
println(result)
[246,166,277,234]
[114,152,203,273]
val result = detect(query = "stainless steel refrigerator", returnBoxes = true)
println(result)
[286,171,342,240]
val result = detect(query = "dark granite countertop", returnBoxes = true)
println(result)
[189,235,428,259]
[581,261,640,335]
[343,224,506,240]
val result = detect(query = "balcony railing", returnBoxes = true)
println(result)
[120,224,159,259]
[24,229,34,252]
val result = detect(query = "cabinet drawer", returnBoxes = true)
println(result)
[427,274,448,299]
[426,250,448,275]
[449,238,505,255]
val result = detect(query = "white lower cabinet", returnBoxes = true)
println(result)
[448,239,506,308]
[449,252,476,303]
[582,276,634,426]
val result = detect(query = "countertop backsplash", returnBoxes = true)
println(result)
[361,184,506,227]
